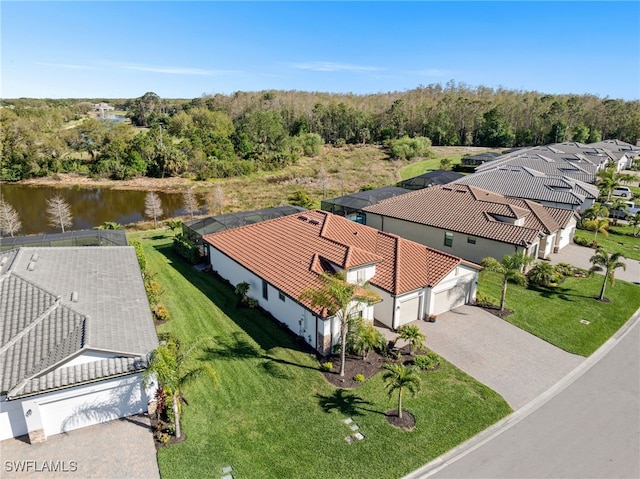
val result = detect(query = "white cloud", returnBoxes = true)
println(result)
[290,61,383,73]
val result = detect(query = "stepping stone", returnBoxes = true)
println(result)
[221,475,233,479]
[222,466,233,473]
[350,424,359,431]
[343,418,353,424]
[345,436,354,444]
[354,432,364,440]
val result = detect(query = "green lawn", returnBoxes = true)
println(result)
[478,270,640,357]
[129,231,511,479]
[399,156,463,180]
[574,225,640,261]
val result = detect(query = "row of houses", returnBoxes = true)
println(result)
[2,139,637,444]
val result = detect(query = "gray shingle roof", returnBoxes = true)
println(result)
[0,247,157,398]
[454,166,598,206]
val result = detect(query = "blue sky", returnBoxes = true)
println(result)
[2,1,639,100]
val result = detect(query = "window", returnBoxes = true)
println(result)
[444,231,454,247]
[262,280,268,300]
[355,212,366,224]
[357,269,366,283]
[467,236,476,245]
[349,310,363,320]
[279,291,285,302]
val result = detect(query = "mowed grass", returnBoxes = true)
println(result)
[129,231,511,479]
[478,270,640,357]
[574,225,640,261]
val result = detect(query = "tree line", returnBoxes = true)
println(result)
[1,83,638,181]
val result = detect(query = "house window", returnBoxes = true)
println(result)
[357,269,366,283]
[467,236,476,245]
[444,232,454,247]
[349,310,363,320]
[279,291,285,302]
[262,280,268,300]
[529,244,538,258]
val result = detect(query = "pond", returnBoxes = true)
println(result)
[0,183,204,236]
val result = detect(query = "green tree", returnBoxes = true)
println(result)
[596,168,620,201]
[480,253,533,311]
[526,261,560,287]
[288,190,315,209]
[382,363,421,419]
[144,335,217,439]
[388,136,432,160]
[347,316,386,359]
[396,324,426,356]
[589,248,626,301]
[629,213,640,237]
[300,272,380,377]
[476,108,515,147]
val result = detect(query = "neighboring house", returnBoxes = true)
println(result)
[454,166,599,212]
[183,205,306,258]
[589,139,640,169]
[0,247,158,443]
[92,102,115,112]
[549,142,627,171]
[396,170,465,190]
[362,185,577,264]
[320,187,411,223]
[204,210,480,354]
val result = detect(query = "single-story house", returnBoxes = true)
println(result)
[396,170,465,190]
[320,187,411,223]
[454,166,598,212]
[0,247,158,443]
[203,210,480,354]
[362,184,577,265]
[589,139,640,170]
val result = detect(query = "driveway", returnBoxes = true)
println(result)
[392,305,584,410]
[0,414,159,479]
[550,243,640,284]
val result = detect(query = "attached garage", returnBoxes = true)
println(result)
[397,295,422,326]
[432,283,470,316]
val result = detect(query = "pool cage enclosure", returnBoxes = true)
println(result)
[320,186,411,223]
[0,229,128,251]
[183,205,308,258]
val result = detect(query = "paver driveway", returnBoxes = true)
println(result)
[0,414,159,479]
[397,305,584,409]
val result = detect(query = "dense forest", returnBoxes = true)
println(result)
[1,82,638,181]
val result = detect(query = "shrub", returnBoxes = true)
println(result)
[156,432,170,444]
[144,278,164,306]
[172,233,202,265]
[413,352,441,370]
[353,373,366,383]
[246,298,259,309]
[574,236,591,247]
[320,362,333,372]
[154,304,170,322]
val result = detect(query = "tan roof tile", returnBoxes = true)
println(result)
[205,210,472,316]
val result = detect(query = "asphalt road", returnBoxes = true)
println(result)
[407,314,640,479]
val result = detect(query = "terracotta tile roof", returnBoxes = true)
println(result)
[204,210,472,316]
[363,185,564,246]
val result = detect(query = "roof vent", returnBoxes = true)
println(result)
[27,262,36,271]
[30,253,39,262]
[71,291,79,302]
[308,220,320,226]
[297,215,309,221]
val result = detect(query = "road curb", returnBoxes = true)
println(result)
[402,307,640,479]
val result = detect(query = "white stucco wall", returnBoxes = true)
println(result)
[0,372,150,441]
[64,351,120,367]
[364,213,532,264]
[556,217,577,250]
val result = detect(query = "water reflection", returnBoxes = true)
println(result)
[0,183,202,235]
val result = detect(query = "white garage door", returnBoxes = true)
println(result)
[398,296,421,326]
[40,376,146,437]
[433,284,469,316]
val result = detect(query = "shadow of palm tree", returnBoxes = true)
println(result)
[315,389,376,417]
[528,284,590,301]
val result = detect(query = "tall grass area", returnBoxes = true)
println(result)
[130,231,511,479]
[478,270,640,357]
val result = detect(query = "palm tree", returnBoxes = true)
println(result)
[382,364,421,419]
[396,325,426,355]
[144,335,217,439]
[300,272,380,377]
[348,317,386,359]
[527,261,559,287]
[596,168,619,201]
[480,252,533,311]
[607,197,627,226]
[583,217,609,244]
[629,213,640,237]
[589,248,626,301]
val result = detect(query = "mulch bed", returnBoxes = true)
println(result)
[477,304,514,320]
[320,344,422,389]
[385,409,416,430]
[149,416,186,450]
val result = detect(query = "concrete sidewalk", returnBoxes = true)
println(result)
[550,243,640,284]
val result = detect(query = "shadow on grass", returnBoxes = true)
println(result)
[527,283,593,302]
[315,389,380,417]
[153,243,320,373]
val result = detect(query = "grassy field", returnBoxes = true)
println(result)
[478,270,640,357]
[129,231,511,479]
[574,224,640,261]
